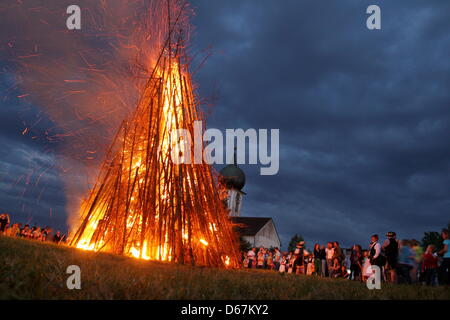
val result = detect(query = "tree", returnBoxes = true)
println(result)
[288,234,304,253]
[421,221,450,251]
[239,236,252,253]
[421,231,443,251]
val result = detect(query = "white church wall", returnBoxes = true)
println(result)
[243,236,255,247]
[254,220,281,249]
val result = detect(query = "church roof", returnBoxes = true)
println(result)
[231,217,272,236]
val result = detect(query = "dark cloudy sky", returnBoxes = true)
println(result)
[1,0,449,249]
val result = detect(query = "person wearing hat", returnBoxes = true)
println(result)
[294,241,305,275]
[382,232,399,283]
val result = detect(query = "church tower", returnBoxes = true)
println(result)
[219,151,246,217]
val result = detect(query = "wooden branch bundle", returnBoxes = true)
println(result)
[69,2,240,268]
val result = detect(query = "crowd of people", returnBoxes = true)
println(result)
[2,211,450,286]
[0,213,66,244]
[242,230,450,286]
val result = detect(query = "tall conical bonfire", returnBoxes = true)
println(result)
[69,0,240,268]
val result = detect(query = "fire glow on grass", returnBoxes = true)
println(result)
[2,0,240,268]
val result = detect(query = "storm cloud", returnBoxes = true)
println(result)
[1,0,449,248]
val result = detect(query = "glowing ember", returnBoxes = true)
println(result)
[2,0,239,268]
[66,0,240,268]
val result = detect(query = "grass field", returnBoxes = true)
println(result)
[0,236,449,300]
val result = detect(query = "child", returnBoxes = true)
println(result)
[243,253,249,269]
[362,250,372,282]
[306,254,315,275]
[332,258,341,278]
[341,265,350,279]
[266,252,274,270]
[287,254,296,274]
[279,255,287,273]
[422,245,438,286]
[257,248,265,269]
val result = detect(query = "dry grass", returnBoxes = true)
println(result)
[1,236,449,300]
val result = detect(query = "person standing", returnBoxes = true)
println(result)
[294,241,305,275]
[313,243,322,276]
[362,250,372,282]
[333,241,344,264]
[369,234,386,282]
[52,231,63,244]
[350,244,363,281]
[422,245,438,286]
[438,229,450,285]
[325,242,334,277]
[266,251,274,270]
[409,239,423,283]
[242,252,249,268]
[382,232,399,283]
[397,240,415,284]
[279,254,287,273]
[273,248,282,271]
[319,245,327,277]
[256,247,265,269]
[246,248,256,268]
[0,213,10,233]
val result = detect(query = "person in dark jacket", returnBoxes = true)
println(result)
[382,231,399,283]
[350,244,363,281]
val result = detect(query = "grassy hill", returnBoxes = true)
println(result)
[0,235,449,300]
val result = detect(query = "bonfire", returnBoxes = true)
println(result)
[68,1,240,267]
[4,0,240,267]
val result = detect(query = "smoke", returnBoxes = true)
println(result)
[0,0,193,230]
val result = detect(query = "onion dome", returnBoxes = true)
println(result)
[219,164,246,190]
[219,148,246,190]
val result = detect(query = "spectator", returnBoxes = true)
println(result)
[53,231,63,244]
[362,250,372,282]
[350,244,363,281]
[306,253,314,275]
[409,239,423,283]
[325,242,334,277]
[273,247,281,271]
[438,229,450,285]
[331,257,341,278]
[369,234,385,272]
[287,252,295,274]
[319,245,327,277]
[313,243,322,276]
[382,231,399,283]
[333,241,344,264]
[398,240,415,284]
[6,223,20,237]
[293,241,305,275]
[422,245,438,286]
[279,254,287,273]
[0,213,10,233]
[256,247,265,269]
[242,252,249,268]
[247,247,256,268]
[266,251,274,270]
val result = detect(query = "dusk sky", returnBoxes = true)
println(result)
[1,0,449,250]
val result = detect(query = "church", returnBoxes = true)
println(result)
[219,159,281,249]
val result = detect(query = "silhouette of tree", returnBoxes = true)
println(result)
[288,234,304,252]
